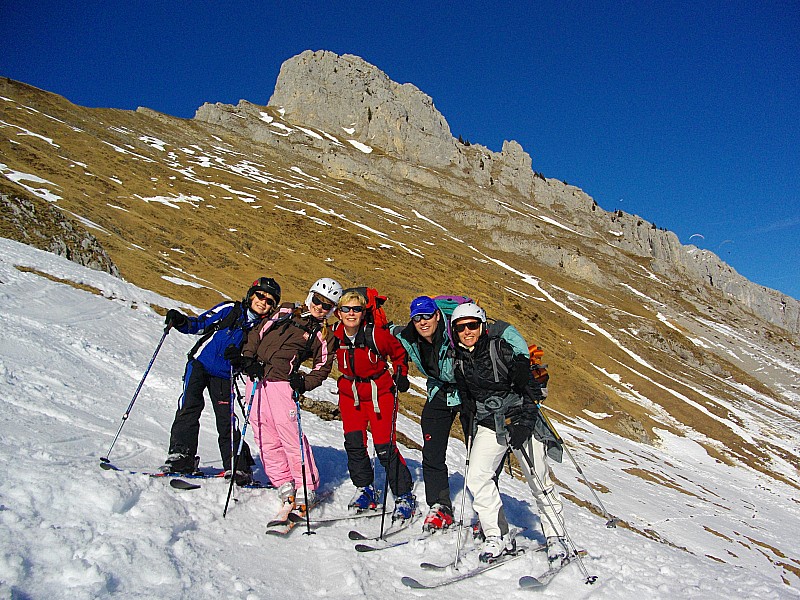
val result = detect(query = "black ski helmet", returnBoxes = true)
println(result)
[245,276,281,306]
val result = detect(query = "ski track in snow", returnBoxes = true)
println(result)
[0,243,798,599]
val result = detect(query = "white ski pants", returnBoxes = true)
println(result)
[467,425,564,539]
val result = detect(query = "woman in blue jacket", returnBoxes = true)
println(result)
[160,277,280,484]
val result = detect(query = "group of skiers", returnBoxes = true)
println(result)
[161,275,570,565]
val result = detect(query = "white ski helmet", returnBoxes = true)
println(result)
[306,277,343,317]
[450,302,486,325]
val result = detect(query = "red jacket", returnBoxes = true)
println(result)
[334,322,408,412]
[334,322,408,379]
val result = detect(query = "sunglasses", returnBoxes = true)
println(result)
[252,291,276,306]
[412,313,435,323]
[453,320,481,333]
[311,295,334,311]
[339,305,365,314]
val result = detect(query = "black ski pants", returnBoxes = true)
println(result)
[344,431,413,497]
[421,392,463,509]
[168,359,253,471]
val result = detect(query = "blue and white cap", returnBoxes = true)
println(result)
[409,296,438,318]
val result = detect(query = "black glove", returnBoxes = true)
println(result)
[289,372,306,394]
[511,356,531,390]
[224,345,249,371]
[224,344,242,363]
[244,359,265,380]
[165,309,188,329]
[393,371,410,393]
[508,423,532,450]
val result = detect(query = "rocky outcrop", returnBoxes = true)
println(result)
[269,50,460,169]
[0,190,120,277]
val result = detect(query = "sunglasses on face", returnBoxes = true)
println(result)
[253,291,276,306]
[339,305,365,314]
[311,295,334,311]
[412,313,435,323]
[453,320,481,333]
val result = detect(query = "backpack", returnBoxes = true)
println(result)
[432,295,473,344]
[339,287,390,357]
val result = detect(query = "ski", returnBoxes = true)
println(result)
[100,461,269,489]
[354,530,431,553]
[402,546,528,589]
[169,478,268,491]
[266,502,297,529]
[348,512,421,542]
[518,550,592,590]
[304,508,383,526]
[170,478,201,490]
[99,460,218,480]
[352,522,433,553]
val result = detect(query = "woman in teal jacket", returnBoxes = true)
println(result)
[393,295,531,532]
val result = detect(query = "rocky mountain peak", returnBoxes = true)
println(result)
[268,49,459,169]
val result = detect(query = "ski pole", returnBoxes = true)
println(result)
[378,383,402,540]
[515,441,597,585]
[452,413,474,571]
[223,379,258,518]
[100,324,171,464]
[540,407,619,528]
[230,367,236,494]
[294,389,315,536]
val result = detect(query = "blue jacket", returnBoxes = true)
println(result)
[173,301,263,378]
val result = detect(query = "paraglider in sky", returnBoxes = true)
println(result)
[689,233,705,242]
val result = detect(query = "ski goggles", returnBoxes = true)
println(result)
[339,305,365,314]
[311,295,334,311]
[412,313,436,323]
[253,291,276,306]
[453,320,481,333]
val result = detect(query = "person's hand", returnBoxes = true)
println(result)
[165,309,188,328]
[289,372,306,394]
[393,371,410,393]
[225,345,248,371]
[508,424,532,450]
[244,360,264,380]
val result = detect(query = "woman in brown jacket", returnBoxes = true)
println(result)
[240,277,342,510]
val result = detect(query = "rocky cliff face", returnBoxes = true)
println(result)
[0,187,120,277]
[197,50,799,334]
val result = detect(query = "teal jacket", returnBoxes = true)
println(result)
[392,317,529,408]
[392,320,461,407]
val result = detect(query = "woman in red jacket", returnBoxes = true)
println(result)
[334,289,416,523]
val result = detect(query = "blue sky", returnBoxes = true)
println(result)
[2,1,798,300]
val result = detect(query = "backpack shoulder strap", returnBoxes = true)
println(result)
[487,337,508,383]
[363,321,383,357]
[187,302,242,360]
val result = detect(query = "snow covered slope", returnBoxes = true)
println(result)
[0,238,796,599]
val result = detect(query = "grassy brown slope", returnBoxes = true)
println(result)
[1,77,796,489]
